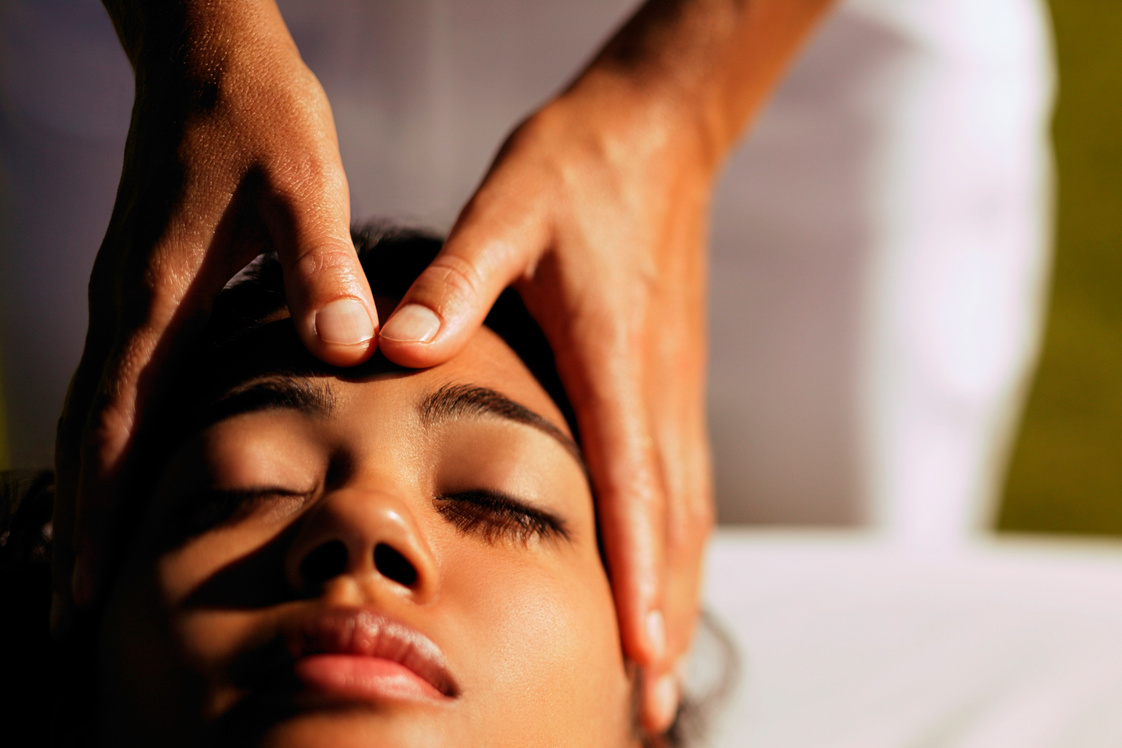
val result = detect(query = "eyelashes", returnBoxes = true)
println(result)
[178,486,570,548]
[435,490,571,547]
[178,487,309,540]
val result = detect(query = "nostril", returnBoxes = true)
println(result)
[374,543,418,588]
[299,540,348,589]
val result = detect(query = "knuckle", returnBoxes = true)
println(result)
[420,253,487,311]
[80,394,134,477]
[85,331,160,442]
[287,241,362,289]
[665,489,715,556]
[690,496,716,536]
[109,256,184,332]
[290,240,355,274]
[254,103,343,194]
[277,148,344,199]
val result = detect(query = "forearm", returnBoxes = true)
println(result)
[571,0,836,173]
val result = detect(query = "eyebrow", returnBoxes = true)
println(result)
[200,375,336,428]
[197,377,582,468]
[420,383,583,467]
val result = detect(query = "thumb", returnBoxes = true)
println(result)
[269,169,380,367]
[378,191,548,368]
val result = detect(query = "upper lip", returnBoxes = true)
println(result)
[284,607,460,698]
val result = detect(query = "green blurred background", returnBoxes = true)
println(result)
[999,0,1122,536]
[0,0,1118,536]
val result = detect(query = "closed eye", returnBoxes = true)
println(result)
[435,490,571,547]
[178,487,310,539]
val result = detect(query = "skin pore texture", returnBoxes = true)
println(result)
[96,296,641,747]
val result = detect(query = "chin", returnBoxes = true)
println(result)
[247,711,458,748]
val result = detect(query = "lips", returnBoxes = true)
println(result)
[283,608,460,700]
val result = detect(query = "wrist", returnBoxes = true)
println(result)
[104,0,297,86]
[555,69,721,186]
[560,0,837,177]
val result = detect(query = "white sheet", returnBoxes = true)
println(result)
[701,531,1122,747]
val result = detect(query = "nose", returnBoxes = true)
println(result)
[285,485,438,603]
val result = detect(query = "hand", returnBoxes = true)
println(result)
[377,0,837,726]
[377,78,715,731]
[53,5,377,630]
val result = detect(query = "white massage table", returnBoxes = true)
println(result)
[701,531,1122,748]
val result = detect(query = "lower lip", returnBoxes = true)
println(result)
[293,655,444,702]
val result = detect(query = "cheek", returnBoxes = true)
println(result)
[99,562,209,746]
[441,544,634,746]
[101,543,290,747]
[99,515,288,742]
[140,530,293,709]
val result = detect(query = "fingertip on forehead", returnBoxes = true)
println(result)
[196,224,576,437]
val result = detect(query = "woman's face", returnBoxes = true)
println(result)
[98,319,638,747]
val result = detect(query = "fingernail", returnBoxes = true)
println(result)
[653,673,679,729]
[315,298,375,346]
[379,304,441,344]
[646,609,667,661]
[71,556,93,608]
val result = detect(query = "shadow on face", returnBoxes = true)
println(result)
[96,241,644,747]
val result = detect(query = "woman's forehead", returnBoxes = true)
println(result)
[191,315,576,446]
